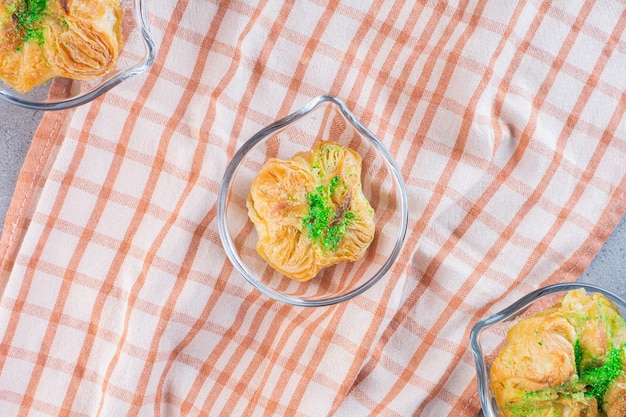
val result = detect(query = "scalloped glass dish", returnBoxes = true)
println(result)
[470,282,626,417]
[0,0,155,110]
[217,95,409,307]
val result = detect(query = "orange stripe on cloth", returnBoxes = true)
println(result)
[1,97,106,415]
[122,12,232,417]
[23,104,114,416]
[178,3,284,413]
[449,5,626,415]
[55,3,193,415]
[353,2,601,414]
[150,0,268,412]
[347,0,491,399]
[360,0,497,413]
[413,2,599,413]
[93,8,250,417]
[222,4,343,415]
[335,2,624,416]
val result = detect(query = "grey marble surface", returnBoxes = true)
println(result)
[0,100,44,227]
[1,99,624,417]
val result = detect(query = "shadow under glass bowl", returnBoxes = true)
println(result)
[217,95,409,307]
[0,0,155,111]
[470,282,626,417]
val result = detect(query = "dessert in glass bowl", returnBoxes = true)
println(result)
[472,284,626,417]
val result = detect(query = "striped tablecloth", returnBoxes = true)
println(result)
[1,1,625,416]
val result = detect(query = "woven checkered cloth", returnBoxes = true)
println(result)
[1,1,625,416]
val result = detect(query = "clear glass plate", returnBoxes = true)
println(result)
[218,95,409,307]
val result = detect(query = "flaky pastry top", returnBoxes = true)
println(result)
[490,289,626,417]
[0,0,122,92]
[247,141,375,282]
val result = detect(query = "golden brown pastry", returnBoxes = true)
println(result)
[247,141,375,282]
[0,0,122,92]
[490,289,626,417]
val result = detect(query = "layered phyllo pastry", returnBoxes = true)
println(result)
[0,0,122,92]
[247,141,375,282]
[491,289,626,417]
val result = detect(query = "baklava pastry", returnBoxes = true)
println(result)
[490,289,626,417]
[247,141,375,282]
[0,0,122,92]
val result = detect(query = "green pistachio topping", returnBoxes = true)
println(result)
[9,0,49,46]
[580,345,625,406]
[303,175,355,252]
[506,343,626,416]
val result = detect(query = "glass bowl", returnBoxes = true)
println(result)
[0,0,155,110]
[217,95,409,307]
[470,282,626,417]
